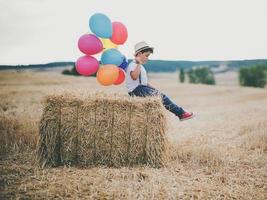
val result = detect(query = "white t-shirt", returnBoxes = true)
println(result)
[126,60,148,92]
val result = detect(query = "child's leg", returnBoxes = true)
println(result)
[160,92,185,117]
[131,85,185,117]
[130,85,158,97]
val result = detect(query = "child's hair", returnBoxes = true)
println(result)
[137,48,154,55]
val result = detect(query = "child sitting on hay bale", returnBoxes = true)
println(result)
[126,41,194,121]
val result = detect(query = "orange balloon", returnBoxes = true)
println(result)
[114,68,125,85]
[97,65,119,86]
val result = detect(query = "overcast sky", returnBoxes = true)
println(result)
[0,0,266,65]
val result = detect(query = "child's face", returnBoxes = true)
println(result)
[137,52,151,64]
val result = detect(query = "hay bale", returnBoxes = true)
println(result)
[38,93,168,168]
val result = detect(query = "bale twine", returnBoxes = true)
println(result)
[37,93,168,168]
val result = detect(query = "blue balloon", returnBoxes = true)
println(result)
[101,49,124,66]
[89,13,112,38]
[119,56,128,70]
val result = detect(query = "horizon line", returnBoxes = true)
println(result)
[1,58,267,66]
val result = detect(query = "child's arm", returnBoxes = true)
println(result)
[130,57,143,80]
[130,63,141,80]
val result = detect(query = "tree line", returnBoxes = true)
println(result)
[238,64,266,88]
[178,64,267,88]
[62,62,267,88]
[179,67,216,85]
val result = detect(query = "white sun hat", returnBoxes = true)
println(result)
[134,41,154,55]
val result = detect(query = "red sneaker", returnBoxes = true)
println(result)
[180,112,194,121]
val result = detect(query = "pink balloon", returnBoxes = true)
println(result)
[111,22,128,45]
[78,34,103,55]
[75,55,99,76]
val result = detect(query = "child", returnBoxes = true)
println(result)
[126,41,194,121]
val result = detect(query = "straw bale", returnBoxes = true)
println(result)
[38,93,167,168]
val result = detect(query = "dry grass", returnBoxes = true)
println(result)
[240,122,267,153]
[0,116,38,157]
[0,70,267,199]
[169,144,224,168]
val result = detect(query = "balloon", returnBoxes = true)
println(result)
[75,55,99,76]
[111,22,128,45]
[119,56,128,70]
[89,13,112,38]
[101,48,124,66]
[100,38,118,51]
[78,34,103,55]
[97,65,119,86]
[114,68,125,85]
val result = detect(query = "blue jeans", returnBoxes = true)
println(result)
[128,85,185,117]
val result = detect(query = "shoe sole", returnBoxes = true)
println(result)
[180,114,195,121]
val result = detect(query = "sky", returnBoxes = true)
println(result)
[0,0,266,65]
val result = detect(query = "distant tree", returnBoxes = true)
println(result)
[187,67,215,85]
[187,69,197,83]
[179,68,185,83]
[62,69,71,75]
[239,64,266,88]
[62,64,96,77]
[70,64,81,76]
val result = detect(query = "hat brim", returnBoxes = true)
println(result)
[135,46,154,55]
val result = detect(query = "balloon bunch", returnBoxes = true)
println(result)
[75,13,128,86]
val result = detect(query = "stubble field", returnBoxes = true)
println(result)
[0,69,266,199]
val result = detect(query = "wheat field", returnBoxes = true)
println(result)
[0,69,266,199]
